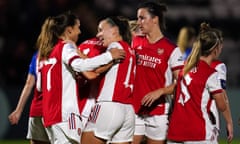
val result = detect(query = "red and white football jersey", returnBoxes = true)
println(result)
[211,60,227,82]
[210,60,227,130]
[167,60,223,141]
[40,39,113,127]
[78,37,106,115]
[132,36,183,115]
[28,52,43,117]
[97,41,136,104]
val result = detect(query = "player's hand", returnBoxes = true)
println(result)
[8,110,22,125]
[141,89,164,107]
[226,123,233,143]
[77,49,88,59]
[109,48,125,60]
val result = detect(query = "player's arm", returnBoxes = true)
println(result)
[94,62,114,74]
[213,91,233,142]
[221,90,233,142]
[8,74,35,125]
[141,83,176,107]
[216,64,233,142]
[75,48,99,80]
[141,68,180,107]
[77,46,121,79]
[76,49,111,79]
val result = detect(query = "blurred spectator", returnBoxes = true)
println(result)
[176,26,196,60]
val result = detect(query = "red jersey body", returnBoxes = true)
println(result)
[79,37,106,57]
[167,60,223,141]
[132,36,183,115]
[97,41,136,104]
[78,37,106,115]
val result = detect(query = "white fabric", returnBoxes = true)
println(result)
[134,114,168,140]
[26,117,49,142]
[45,113,82,144]
[85,102,135,143]
[62,43,113,72]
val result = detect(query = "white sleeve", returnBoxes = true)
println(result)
[107,42,123,50]
[207,72,222,93]
[169,47,184,70]
[215,63,227,81]
[62,42,113,72]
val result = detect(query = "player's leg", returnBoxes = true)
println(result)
[145,115,168,144]
[132,115,146,144]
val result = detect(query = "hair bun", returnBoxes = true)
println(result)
[200,22,211,34]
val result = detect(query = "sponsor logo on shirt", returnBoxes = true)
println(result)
[137,54,161,68]
[178,56,183,61]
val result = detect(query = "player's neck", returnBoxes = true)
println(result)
[147,30,164,44]
[200,56,213,65]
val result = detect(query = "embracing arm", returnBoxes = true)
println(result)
[76,49,114,80]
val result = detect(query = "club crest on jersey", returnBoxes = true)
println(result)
[137,46,142,50]
[157,48,164,55]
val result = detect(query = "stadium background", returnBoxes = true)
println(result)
[0,0,239,142]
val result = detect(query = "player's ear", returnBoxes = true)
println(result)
[66,26,73,35]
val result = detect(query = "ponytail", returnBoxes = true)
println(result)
[183,40,201,75]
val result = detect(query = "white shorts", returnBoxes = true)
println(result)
[81,98,96,129]
[26,117,49,142]
[85,102,135,143]
[134,114,168,141]
[45,113,83,144]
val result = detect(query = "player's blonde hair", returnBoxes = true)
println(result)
[183,22,221,75]
[177,26,196,53]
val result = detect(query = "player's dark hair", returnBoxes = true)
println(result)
[106,16,132,45]
[138,1,167,31]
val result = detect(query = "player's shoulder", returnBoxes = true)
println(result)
[108,41,123,50]
[79,37,101,49]
[82,37,99,44]
[132,35,146,42]
[210,60,225,68]
[160,37,177,49]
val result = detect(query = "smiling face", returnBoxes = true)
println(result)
[96,19,119,47]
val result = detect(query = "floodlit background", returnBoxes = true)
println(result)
[0,0,239,141]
